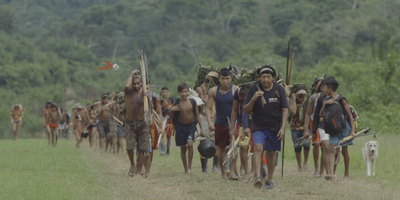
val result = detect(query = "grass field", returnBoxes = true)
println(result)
[1,130,399,200]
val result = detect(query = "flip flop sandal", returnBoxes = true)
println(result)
[230,176,239,181]
[313,172,320,178]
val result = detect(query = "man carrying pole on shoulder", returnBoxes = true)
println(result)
[124,69,152,178]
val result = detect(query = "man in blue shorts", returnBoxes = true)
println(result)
[244,65,288,189]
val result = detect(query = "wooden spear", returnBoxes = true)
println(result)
[288,45,295,84]
[282,36,291,178]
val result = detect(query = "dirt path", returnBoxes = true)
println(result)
[76,140,400,200]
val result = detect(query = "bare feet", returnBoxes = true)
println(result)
[221,174,227,180]
[128,166,136,177]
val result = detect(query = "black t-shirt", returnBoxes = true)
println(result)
[244,82,289,132]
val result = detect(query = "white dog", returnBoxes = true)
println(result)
[362,141,379,176]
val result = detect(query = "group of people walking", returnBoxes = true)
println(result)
[12,63,357,190]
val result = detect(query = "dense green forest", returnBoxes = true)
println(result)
[0,0,399,138]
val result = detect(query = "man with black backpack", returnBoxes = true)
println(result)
[168,83,205,174]
[319,77,355,180]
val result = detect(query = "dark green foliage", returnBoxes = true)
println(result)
[0,0,399,138]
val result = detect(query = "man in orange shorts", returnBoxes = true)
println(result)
[47,103,61,147]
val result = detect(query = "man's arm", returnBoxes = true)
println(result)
[243,87,262,114]
[341,99,355,137]
[156,95,162,115]
[86,111,93,124]
[319,99,334,117]
[303,105,314,139]
[42,109,47,126]
[124,70,139,94]
[277,108,289,140]
[312,97,324,134]
[205,87,215,131]
[194,101,204,135]
[196,87,207,104]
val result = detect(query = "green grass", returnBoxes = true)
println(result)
[1,130,399,200]
[0,139,110,200]
[285,129,400,188]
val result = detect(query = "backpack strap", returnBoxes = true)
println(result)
[336,94,349,121]
[172,98,181,124]
[189,98,197,123]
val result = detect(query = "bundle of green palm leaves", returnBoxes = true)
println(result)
[193,62,219,90]
[309,75,327,94]
[232,66,259,92]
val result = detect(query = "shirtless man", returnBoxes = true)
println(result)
[47,103,62,147]
[10,103,24,141]
[71,104,84,148]
[124,70,152,177]
[169,83,205,174]
[114,94,126,155]
[85,103,99,149]
[205,68,239,180]
[97,93,117,153]
[43,101,52,145]
[59,109,68,138]
[230,87,251,181]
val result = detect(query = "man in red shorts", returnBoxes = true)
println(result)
[146,81,161,176]
[47,103,61,147]
[206,68,239,180]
